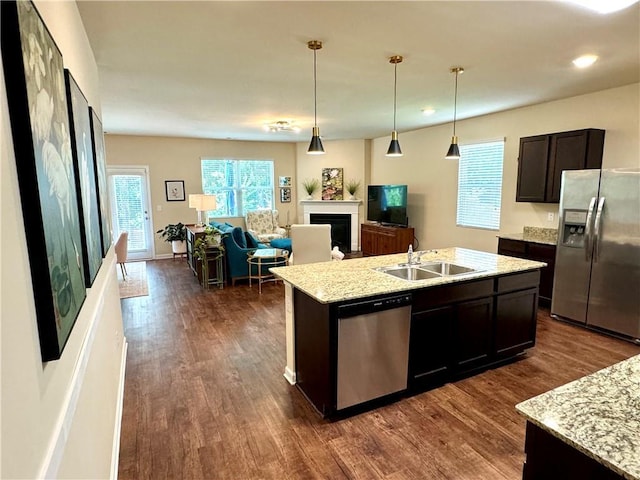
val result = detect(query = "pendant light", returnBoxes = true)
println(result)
[386,55,403,157]
[307,40,325,155]
[445,66,464,160]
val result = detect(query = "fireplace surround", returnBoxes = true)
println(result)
[300,200,362,252]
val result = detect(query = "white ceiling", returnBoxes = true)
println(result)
[76,1,640,143]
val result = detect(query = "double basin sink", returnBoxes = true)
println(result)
[374,261,479,281]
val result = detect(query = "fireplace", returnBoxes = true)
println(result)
[310,213,351,253]
[300,200,362,252]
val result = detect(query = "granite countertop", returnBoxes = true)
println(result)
[270,247,545,304]
[499,226,558,246]
[516,355,640,480]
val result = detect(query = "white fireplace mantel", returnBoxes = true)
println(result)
[300,200,362,252]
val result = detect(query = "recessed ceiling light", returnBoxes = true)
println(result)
[421,108,435,116]
[566,0,638,14]
[572,54,598,68]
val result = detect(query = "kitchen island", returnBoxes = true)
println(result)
[272,247,546,417]
[516,355,640,480]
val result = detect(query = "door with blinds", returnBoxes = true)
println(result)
[107,166,154,261]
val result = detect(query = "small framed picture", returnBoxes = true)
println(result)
[279,176,292,187]
[165,180,185,201]
[280,187,292,203]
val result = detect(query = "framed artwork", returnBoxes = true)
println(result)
[322,167,344,200]
[280,187,292,203]
[165,180,185,201]
[89,107,111,257]
[65,70,102,286]
[1,0,87,361]
[279,176,292,187]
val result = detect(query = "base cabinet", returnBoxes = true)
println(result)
[523,422,623,480]
[361,224,415,256]
[295,270,541,417]
[498,238,555,307]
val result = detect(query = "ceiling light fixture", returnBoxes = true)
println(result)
[445,66,464,160]
[307,40,325,155]
[572,54,598,68]
[386,55,404,157]
[264,120,301,133]
[422,108,436,116]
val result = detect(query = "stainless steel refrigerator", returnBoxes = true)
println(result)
[551,168,640,342]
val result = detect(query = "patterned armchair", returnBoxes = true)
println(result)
[245,209,286,243]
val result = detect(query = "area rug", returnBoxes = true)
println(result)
[118,261,149,299]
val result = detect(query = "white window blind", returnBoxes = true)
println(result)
[456,140,504,230]
[201,159,274,217]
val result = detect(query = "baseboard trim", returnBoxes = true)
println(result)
[110,339,128,480]
[283,366,296,385]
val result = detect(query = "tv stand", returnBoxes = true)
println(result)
[361,223,415,256]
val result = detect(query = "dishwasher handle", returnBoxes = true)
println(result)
[338,293,412,318]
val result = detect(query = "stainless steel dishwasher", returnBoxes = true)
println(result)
[336,293,412,410]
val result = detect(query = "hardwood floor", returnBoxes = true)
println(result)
[118,259,638,480]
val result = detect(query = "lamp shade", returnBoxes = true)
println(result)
[386,131,403,157]
[189,193,203,209]
[308,126,325,154]
[445,136,461,160]
[199,194,217,211]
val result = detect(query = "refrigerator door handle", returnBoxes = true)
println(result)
[584,197,597,261]
[593,197,605,263]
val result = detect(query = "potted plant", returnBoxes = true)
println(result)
[302,178,320,200]
[156,222,187,255]
[346,179,361,200]
[193,226,225,260]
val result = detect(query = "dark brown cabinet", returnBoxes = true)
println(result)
[361,223,414,256]
[498,238,556,307]
[516,128,604,203]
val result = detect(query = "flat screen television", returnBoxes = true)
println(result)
[367,184,408,227]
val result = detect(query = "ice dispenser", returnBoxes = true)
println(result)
[561,209,588,247]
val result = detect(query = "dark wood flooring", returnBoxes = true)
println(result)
[118,259,638,480]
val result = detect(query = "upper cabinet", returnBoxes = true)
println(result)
[516,128,605,203]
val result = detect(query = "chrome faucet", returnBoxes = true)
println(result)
[407,246,426,265]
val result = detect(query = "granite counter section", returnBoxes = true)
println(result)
[516,355,640,480]
[499,226,558,245]
[271,247,545,304]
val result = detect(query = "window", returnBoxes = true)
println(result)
[456,140,504,230]
[201,159,274,217]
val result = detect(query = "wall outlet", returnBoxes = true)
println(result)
[157,205,162,211]
[547,212,555,222]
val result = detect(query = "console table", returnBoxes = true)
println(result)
[186,225,225,288]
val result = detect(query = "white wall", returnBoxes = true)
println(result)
[1,2,125,478]
[370,83,640,252]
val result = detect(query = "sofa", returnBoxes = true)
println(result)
[221,226,272,286]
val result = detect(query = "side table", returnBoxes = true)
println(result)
[201,246,224,289]
[247,248,289,294]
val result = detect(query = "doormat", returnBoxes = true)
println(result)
[118,261,149,299]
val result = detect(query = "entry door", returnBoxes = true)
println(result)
[107,166,154,261]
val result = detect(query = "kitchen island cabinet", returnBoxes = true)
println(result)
[517,355,639,480]
[272,248,545,417]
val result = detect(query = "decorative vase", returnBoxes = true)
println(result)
[305,194,314,200]
[172,240,187,254]
[348,194,357,200]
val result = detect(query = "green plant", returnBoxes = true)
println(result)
[156,222,186,242]
[302,178,320,196]
[346,179,361,196]
[194,226,226,259]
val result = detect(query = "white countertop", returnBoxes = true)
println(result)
[271,247,545,304]
[516,355,640,480]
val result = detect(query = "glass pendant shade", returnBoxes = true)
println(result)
[386,131,403,156]
[308,126,325,154]
[445,136,460,160]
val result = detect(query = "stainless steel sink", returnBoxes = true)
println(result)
[374,265,442,281]
[419,261,478,276]
[374,261,479,281]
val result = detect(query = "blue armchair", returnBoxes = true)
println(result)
[222,227,271,286]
